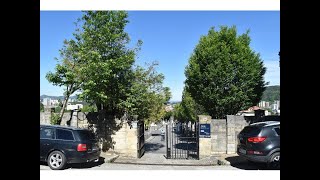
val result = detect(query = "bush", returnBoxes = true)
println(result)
[50,113,60,125]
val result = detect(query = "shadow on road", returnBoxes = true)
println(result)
[67,157,105,169]
[40,157,105,169]
[145,143,165,152]
[225,156,279,170]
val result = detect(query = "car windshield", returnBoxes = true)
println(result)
[77,130,96,141]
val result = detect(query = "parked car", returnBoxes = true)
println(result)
[237,121,280,169]
[40,125,101,170]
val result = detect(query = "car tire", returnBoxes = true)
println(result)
[268,152,280,169]
[47,151,67,170]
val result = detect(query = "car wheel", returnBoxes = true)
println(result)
[47,151,67,170]
[268,152,280,169]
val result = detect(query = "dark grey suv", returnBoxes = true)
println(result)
[237,121,280,169]
[40,125,101,170]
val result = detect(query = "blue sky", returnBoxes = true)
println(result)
[40,11,280,101]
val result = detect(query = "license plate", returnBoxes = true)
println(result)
[239,148,246,154]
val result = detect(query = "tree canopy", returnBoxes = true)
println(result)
[185,26,267,119]
[46,11,171,124]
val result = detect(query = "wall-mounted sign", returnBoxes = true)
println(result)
[199,124,211,138]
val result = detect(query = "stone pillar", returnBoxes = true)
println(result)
[112,120,138,158]
[40,107,52,125]
[70,110,79,127]
[198,115,212,158]
[226,115,236,154]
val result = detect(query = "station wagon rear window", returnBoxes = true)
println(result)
[56,129,74,141]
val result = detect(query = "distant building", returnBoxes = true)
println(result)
[165,104,174,112]
[265,102,270,108]
[258,101,266,108]
[237,106,261,116]
[271,103,278,111]
[275,100,280,109]
[237,106,270,117]
[50,99,59,106]
[42,98,51,106]
[66,103,83,110]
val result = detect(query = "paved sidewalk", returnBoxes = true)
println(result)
[99,152,119,163]
[113,153,219,166]
[216,154,247,165]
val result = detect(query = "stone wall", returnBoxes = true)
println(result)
[40,112,51,125]
[198,115,250,156]
[39,110,139,158]
[211,119,227,154]
[112,121,138,157]
[226,115,249,154]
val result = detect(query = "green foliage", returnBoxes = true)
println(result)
[261,85,280,102]
[45,11,170,126]
[174,89,207,122]
[40,102,44,112]
[46,31,83,124]
[81,104,97,112]
[185,26,267,119]
[124,62,171,125]
[74,11,141,117]
[54,106,62,113]
[50,113,60,125]
[163,111,173,120]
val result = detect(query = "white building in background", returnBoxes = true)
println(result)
[50,99,59,106]
[42,98,51,106]
[271,103,279,111]
[165,104,174,112]
[258,101,266,108]
[66,103,83,110]
[275,100,280,109]
[265,102,270,108]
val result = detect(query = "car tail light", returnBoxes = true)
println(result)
[247,137,266,143]
[77,144,87,152]
[247,150,264,155]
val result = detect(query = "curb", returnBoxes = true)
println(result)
[101,155,120,163]
[111,161,218,166]
[217,159,231,165]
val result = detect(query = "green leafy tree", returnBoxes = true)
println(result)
[124,62,171,125]
[174,89,206,122]
[75,11,141,117]
[40,102,44,112]
[81,104,97,112]
[46,39,82,125]
[185,26,267,119]
[173,103,185,122]
[180,89,207,122]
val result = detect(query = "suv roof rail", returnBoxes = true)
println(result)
[250,121,280,127]
[40,124,85,130]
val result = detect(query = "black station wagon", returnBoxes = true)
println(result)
[40,125,101,170]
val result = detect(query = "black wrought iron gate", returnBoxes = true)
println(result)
[137,120,145,158]
[165,121,199,159]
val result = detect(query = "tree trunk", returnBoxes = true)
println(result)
[96,103,102,111]
[59,95,70,125]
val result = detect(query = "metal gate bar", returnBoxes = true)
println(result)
[165,121,199,159]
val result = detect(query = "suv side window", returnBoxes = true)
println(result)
[40,127,54,139]
[274,127,280,136]
[56,129,74,141]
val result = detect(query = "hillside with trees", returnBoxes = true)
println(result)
[261,85,280,102]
